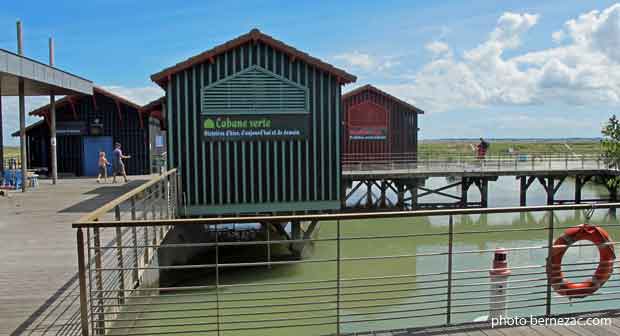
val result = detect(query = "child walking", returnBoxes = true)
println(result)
[97,151,110,183]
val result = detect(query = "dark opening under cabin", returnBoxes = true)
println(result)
[14,87,166,176]
[151,29,356,216]
[342,84,424,161]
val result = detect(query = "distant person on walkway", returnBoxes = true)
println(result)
[112,142,131,183]
[96,151,110,184]
[477,137,490,159]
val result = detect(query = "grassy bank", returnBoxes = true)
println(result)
[3,146,19,159]
[4,141,602,160]
[419,140,601,156]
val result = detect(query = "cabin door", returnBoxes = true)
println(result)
[82,136,113,176]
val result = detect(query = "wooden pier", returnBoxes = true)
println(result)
[0,177,152,335]
[342,155,620,210]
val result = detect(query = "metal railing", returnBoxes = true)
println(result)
[73,200,620,335]
[74,169,179,336]
[2,156,21,170]
[342,152,609,174]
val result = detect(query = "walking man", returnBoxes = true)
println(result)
[112,142,131,183]
[477,137,490,159]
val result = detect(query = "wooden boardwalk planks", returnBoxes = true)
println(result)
[0,177,152,335]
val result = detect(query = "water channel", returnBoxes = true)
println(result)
[114,176,620,335]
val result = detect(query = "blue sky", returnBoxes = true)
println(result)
[1,0,620,145]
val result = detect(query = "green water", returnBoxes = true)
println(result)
[113,177,620,335]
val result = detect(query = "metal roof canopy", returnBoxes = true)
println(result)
[0,48,92,96]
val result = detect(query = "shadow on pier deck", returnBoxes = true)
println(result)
[0,176,152,336]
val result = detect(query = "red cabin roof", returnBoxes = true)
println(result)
[150,29,357,87]
[343,84,424,114]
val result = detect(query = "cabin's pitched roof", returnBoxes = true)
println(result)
[150,29,356,87]
[140,97,165,113]
[29,86,141,117]
[343,84,425,114]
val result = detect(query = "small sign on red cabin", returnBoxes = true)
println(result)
[347,101,388,141]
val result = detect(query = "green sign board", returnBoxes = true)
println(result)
[202,115,308,141]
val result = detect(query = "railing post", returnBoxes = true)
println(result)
[336,219,341,335]
[446,214,453,325]
[114,206,126,305]
[215,224,221,336]
[76,228,90,336]
[545,210,554,317]
[130,198,139,285]
[143,202,149,265]
[160,179,165,220]
[165,174,171,219]
[93,227,104,335]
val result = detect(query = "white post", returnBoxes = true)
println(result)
[489,248,511,319]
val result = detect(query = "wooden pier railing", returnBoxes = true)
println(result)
[73,201,620,336]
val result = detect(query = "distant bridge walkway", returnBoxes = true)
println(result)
[341,153,620,209]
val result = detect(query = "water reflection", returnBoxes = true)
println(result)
[118,176,619,335]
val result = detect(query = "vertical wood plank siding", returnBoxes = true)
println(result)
[166,41,341,215]
[342,89,418,160]
[28,92,153,176]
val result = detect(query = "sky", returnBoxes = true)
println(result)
[1,0,619,145]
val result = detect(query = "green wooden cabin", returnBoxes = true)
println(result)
[151,29,356,216]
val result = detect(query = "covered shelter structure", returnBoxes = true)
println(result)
[0,47,93,190]
[13,87,166,176]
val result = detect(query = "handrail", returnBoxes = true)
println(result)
[73,201,620,228]
[77,168,177,223]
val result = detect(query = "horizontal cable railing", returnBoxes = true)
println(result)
[73,200,620,335]
[74,170,179,336]
[341,151,611,174]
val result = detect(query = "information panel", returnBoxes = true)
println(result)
[348,127,387,141]
[202,115,308,141]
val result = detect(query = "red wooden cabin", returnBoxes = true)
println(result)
[342,84,423,162]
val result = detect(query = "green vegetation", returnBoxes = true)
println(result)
[601,116,620,188]
[419,140,601,156]
[3,146,19,159]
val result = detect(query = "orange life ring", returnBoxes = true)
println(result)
[547,224,615,298]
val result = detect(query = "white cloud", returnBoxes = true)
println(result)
[382,4,620,113]
[425,41,452,58]
[334,51,399,72]
[103,85,164,105]
[552,30,565,43]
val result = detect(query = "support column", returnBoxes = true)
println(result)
[574,176,582,204]
[410,181,419,209]
[366,180,373,208]
[519,177,527,206]
[49,37,58,184]
[546,177,555,205]
[480,178,489,208]
[609,185,617,218]
[460,178,469,208]
[380,181,387,208]
[396,181,405,209]
[17,21,27,192]
[290,221,301,258]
